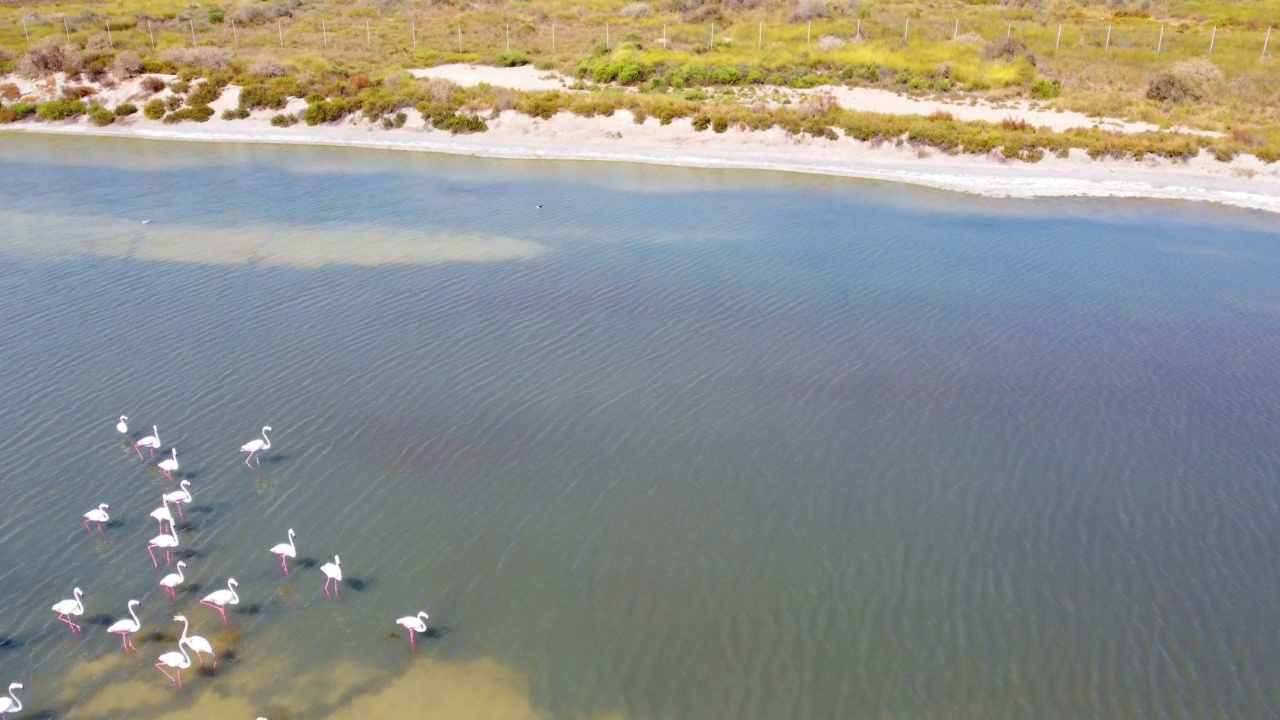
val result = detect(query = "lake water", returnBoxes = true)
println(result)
[1,135,1280,720]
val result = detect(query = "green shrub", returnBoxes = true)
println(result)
[1030,77,1061,100]
[222,107,251,120]
[495,51,528,68]
[209,10,224,23]
[36,99,87,121]
[188,82,221,107]
[434,113,488,134]
[162,105,215,124]
[303,99,357,125]
[692,114,711,131]
[271,112,298,127]
[114,103,137,117]
[169,79,189,94]
[143,99,166,120]
[617,62,647,86]
[1147,58,1223,103]
[164,95,184,112]
[239,85,288,110]
[140,76,167,94]
[0,102,36,123]
[88,105,115,126]
[712,116,729,133]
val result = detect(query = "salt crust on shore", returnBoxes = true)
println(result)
[3,65,1277,214]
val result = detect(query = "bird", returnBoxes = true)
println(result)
[149,499,174,533]
[536,204,544,209]
[82,503,110,533]
[147,521,180,568]
[161,480,192,519]
[174,614,217,668]
[200,578,239,624]
[269,528,297,576]
[116,415,129,434]
[321,556,342,598]
[140,219,151,224]
[395,611,431,649]
[159,561,187,599]
[135,425,161,460]
[0,683,23,719]
[106,599,142,652]
[155,631,192,687]
[157,448,179,480]
[51,587,85,633]
[240,426,272,467]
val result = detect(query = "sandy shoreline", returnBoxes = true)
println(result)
[2,66,1278,213]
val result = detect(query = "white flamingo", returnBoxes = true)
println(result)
[147,521,180,568]
[269,528,297,576]
[82,503,110,533]
[159,561,187,599]
[174,614,217,669]
[321,556,342,599]
[150,499,174,533]
[116,415,129,434]
[395,611,431,649]
[200,578,239,624]
[240,426,272,467]
[162,480,192,519]
[51,587,85,633]
[135,425,160,460]
[155,631,192,687]
[0,683,22,719]
[106,599,142,652]
[157,448,179,480]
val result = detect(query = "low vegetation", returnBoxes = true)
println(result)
[0,0,1277,163]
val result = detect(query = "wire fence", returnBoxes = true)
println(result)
[1,11,1275,65]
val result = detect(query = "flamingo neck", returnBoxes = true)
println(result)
[178,617,189,643]
[263,428,271,448]
[7,686,19,712]
[130,603,140,625]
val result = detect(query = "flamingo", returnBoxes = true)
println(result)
[155,631,192,687]
[147,521,180,568]
[0,683,22,719]
[200,578,239,624]
[106,599,142,652]
[150,499,174,533]
[157,448,179,480]
[321,556,342,598]
[51,587,85,633]
[395,611,431,649]
[82,503,110,533]
[240,426,272,467]
[269,528,297,576]
[162,480,192,520]
[116,415,129,434]
[159,561,187,599]
[174,614,217,668]
[135,425,160,460]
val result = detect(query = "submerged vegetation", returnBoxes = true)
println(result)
[0,0,1277,161]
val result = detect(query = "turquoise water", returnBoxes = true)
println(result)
[1,136,1279,719]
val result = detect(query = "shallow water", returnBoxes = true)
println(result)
[2,136,1280,720]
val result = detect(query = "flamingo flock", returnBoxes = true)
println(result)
[0,416,438,715]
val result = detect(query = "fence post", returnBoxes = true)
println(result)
[1105,24,1111,50]
[1006,22,1011,38]
[807,20,811,47]
[190,18,197,45]
[1208,26,1216,55]
[663,23,666,47]
[506,22,510,52]
[1156,24,1163,54]
[903,18,909,42]
[710,22,714,49]
[856,18,861,39]
[953,19,958,40]
[366,19,371,49]
[64,18,70,43]
[1265,26,1272,58]
[552,22,556,53]
[1055,24,1061,51]
[278,18,283,47]
[231,18,238,48]
[606,23,610,49]
[322,18,327,48]
[458,23,462,53]
[106,21,113,47]
[758,21,762,49]
[412,20,416,52]
[149,19,156,49]
[22,17,29,46]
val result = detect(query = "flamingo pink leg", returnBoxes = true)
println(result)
[83,519,91,534]
[176,504,184,520]
[410,629,416,648]
[148,545,159,568]
[156,664,182,687]
[165,586,176,599]
[201,600,229,624]
[281,556,290,576]
[244,452,255,467]
[57,614,81,632]
[135,445,145,461]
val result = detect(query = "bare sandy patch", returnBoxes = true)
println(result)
[409,64,572,92]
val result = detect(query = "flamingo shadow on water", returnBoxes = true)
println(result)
[343,577,372,593]
[233,604,264,617]
[83,614,116,629]
[102,519,127,531]
[294,557,320,570]
[186,504,216,516]
[0,634,25,652]
[173,548,203,561]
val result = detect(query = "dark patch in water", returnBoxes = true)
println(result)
[84,614,114,628]
[234,604,264,616]
[344,577,371,592]
[296,557,319,569]
[187,504,215,515]
[423,626,449,640]
[103,519,127,530]
[0,634,25,651]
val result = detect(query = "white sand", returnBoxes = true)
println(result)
[4,69,1278,214]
